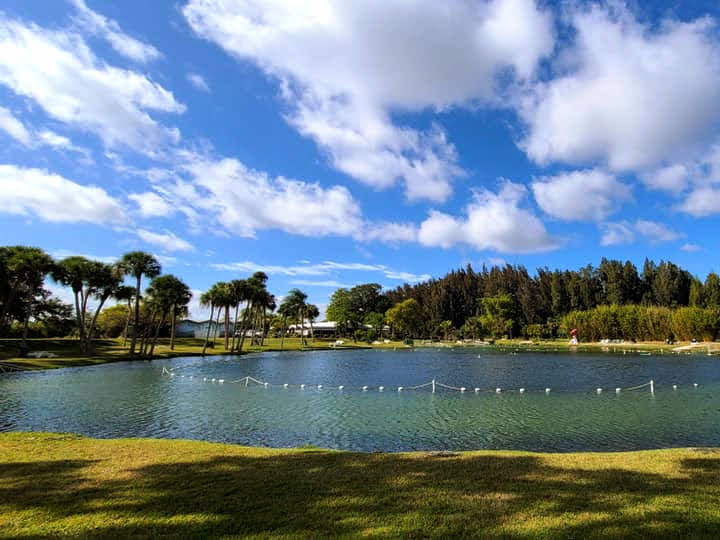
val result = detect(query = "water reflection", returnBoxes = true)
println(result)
[1,349,719,452]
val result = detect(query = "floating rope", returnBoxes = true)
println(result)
[161,370,699,395]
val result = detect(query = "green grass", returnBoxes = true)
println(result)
[1,433,719,538]
[0,337,395,371]
[2,336,717,372]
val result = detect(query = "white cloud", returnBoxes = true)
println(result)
[51,249,118,264]
[677,186,720,216]
[531,169,631,221]
[70,0,161,63]
[635,219,683,243]
[211,260,429,282]
[183,0,554,201]
[0,164,125,224]
[0,106,31,145]
[601,220,682,246]
[519,5,720,171]
[641,164,690,193]
[136,229,194,252]
[290,280,352,288]
[680,243,702,252]
[187,72,210,92]
[157,155,363,237]
[361,222,418,244]
[418,181,559,253]
[128,192,173,218]
[0,17,184,153]
[600,221,635,246]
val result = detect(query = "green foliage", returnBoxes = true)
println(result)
[480,293,515,338]
[561,305,720,342]
[96,305,129,338]
[385,299,422,338]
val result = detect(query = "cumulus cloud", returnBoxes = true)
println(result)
[155,154,363,237]
[519,5,720,172]
[0,164,125,224]
[128,191,173,218]
[418,181,559,253]
[361,222,418,244]
[182,0,554,201]
[0,17,184,153]
[680,243,702,252]
[601,220,682,246]
[187,72,210,92]
[531,169,631,221]
[70,0,161,62]
[677,186,720,216]
[0,106,31,145]
[136,229,194,252]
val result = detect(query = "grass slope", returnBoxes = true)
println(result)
[1,433,719,538]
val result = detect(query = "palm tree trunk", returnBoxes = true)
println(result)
[149,312,166,356]
[130,275,141,355]
[261,310,267,346]
[299,308,306,347]
[230,303,240,352]
[202,304,215,356]
[169,306,177,351]
[122,299,132,347]
[223,305,230,350]
[238,301,252,352]
[213,307,221,344]
[85,295,110,354]
[280,316,286,350]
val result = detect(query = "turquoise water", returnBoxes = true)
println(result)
[1,348,719,452]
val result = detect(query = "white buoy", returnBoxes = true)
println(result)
[672,384,677,390]
[460,387,466,392]
[300,384,305,389]
[170,373,174,377]
[338,385,344,390]
[596,388,602,394]
[211,378,216,382]
[519,388,525,393]
[496,388,501,393]
[284,383,289,388]
[362,385,368,391]
[398,386,403,392]
[264,382,268,388]
[475,388,480,393]
[218,379,224,383]
[694,383,698,388]
[545,388,550,394]
[203,377,207,381]
[317,384,323,389]
[616,388,621,394]
[379,386,384,392]
[650,380,654,394]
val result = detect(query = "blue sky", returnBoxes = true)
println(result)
[2,0,720,317]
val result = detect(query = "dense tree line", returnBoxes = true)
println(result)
[377,259,720,340]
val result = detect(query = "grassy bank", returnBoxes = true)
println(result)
[1,433,719,537]
[0,337,395,371]
[2,336,718,371]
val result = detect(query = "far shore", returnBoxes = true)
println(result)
[2,336,720,372]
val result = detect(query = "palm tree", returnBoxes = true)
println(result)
[227,279,247,352]
[145,275,191,355]
[200,289,215,356]
[118,252,161,355]
[52,257,123,353]
[237,272,268,352]
[306,304,319,343]
[281,289,308,347]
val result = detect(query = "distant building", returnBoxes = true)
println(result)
[176,319,235,339]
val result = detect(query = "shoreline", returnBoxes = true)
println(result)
[2,432,719,537]
[2,337,719,371]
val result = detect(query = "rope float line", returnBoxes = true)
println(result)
[160,369,701,395]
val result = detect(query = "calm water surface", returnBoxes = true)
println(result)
[1,348,719,452]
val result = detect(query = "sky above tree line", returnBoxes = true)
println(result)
[1,0,720,319]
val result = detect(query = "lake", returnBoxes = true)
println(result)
[1,348,719,452]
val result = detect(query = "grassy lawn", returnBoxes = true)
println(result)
[0,337,392,371]
[0,433,718,538]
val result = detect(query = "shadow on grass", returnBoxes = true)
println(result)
[2,448,720,538]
